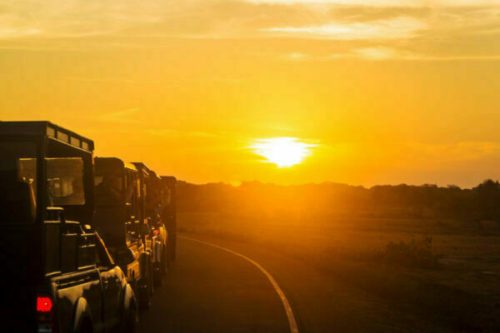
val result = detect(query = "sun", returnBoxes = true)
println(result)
[251,137,316,168]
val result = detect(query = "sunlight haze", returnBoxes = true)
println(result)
[1,0,500,186]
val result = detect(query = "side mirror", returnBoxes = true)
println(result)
[116,248,135,266]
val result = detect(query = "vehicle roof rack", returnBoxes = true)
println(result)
[132,162,153,176]
[0,121,94,152]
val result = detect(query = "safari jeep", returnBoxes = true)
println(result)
[0,121,137,333]
[94,157,157,308]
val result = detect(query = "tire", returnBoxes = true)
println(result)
[138,255,153,310]
[165,245,172,272]
[122,302,139,333]
[148,258,155,297]
[137,283,151,310]
[153,260,162,288]
[161,245,168,276]
[138,279,151,310]
[75,318,93,333]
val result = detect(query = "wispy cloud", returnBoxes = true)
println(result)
[246,0,500,6]
[353,47,402,60]
[0,0,166,40]
[263,16,427,39]
[1,0,499,63]
[283,47,500,61]
[284,52,311,61]
[0,25,41,39]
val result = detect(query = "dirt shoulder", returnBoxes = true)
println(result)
[181,227,500,333]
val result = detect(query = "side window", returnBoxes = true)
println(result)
[46,158,85,206]
[0,141,38,224]
[95,173,123,205]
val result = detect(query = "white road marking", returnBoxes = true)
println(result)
[180,236,300,333]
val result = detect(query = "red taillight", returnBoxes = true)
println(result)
[36,296,53,313]
[36,295,57,333]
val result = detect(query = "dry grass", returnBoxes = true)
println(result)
[179,211,500,332]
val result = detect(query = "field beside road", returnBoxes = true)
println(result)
[178,212,500,332]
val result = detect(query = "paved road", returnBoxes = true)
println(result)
[139,235,452,333]
[138,236,289,333]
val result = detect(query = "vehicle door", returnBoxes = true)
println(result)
[55,224,103,332]
[96,234,123,330]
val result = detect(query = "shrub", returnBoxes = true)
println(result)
[382,236,440,268]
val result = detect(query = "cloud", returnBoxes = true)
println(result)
[284,52,311,61]
[281,47,409,61]
[353,47,402,60]
[246,0,500,6]
[282,47,500,61]
[0,0,168,40]
[0,0,499,65]
[263,16,427,39]
[0,27,41,39]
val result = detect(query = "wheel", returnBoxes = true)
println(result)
[148,258,155,296]
[138,255,153,310]
[122,301,138,333]
[75,318,94,333]
[161,245,168,276]
[137,280,151,310]
[153,260,162,288]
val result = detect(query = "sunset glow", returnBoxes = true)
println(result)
[1,0,500,186]
[251,138,315,168]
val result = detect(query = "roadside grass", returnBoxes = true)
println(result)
[381,236,441,269]
[178,212,500,332]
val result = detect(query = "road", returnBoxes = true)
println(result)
[138,236,289,333]
[138,235,444,333]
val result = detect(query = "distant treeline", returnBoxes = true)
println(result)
[176,180,500,222]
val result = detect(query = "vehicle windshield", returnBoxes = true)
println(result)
[0,140,37,223]
[46,157,85,206]
[95,168,124,206]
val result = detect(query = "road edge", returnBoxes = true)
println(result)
[180,236,300,333]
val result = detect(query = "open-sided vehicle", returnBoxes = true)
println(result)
[0,121,137,333]
[94,157,157,307]
[132,163,169,287]
[161,176,177,262]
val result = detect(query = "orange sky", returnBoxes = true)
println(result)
[1,0,500,187]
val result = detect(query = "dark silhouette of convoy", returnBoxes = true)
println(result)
[94,158,171,308]
[130,162,170,287]
[0,121,177,332]
[161,176,177,262]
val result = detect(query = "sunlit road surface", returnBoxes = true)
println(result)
[139,234,440,333]
[138,236,289,333]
